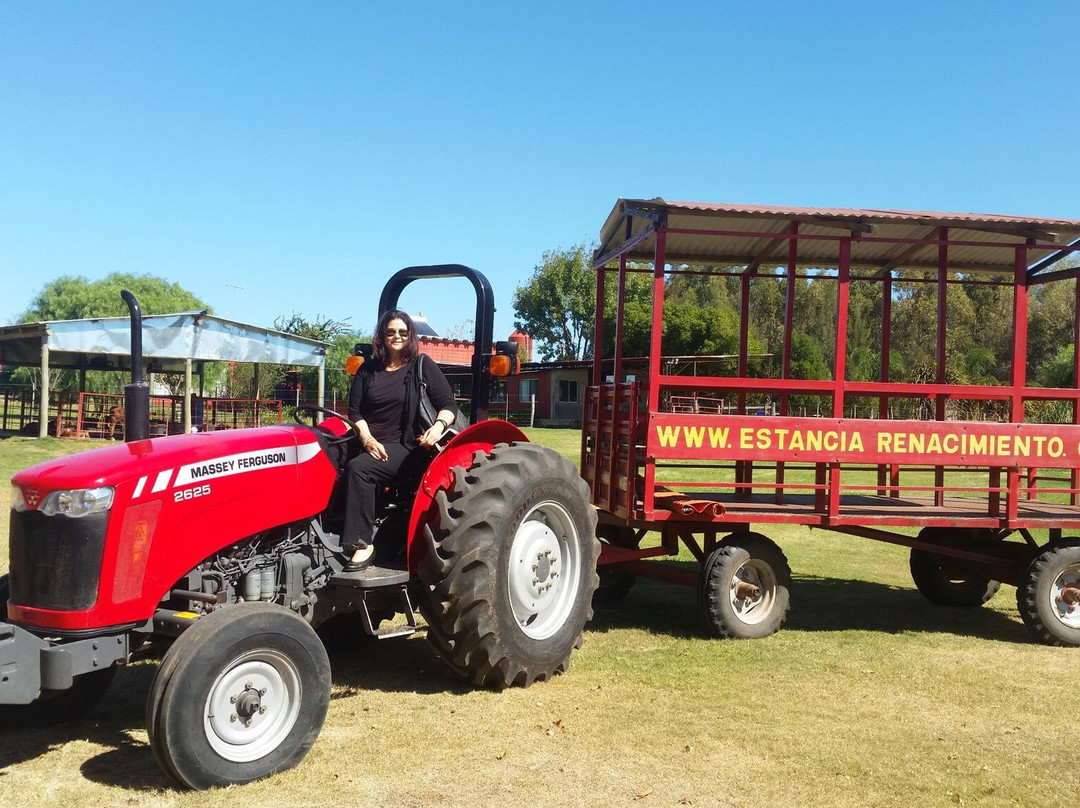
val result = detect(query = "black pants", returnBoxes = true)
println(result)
[342,442,429,549]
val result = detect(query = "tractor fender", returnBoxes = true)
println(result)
[405,420,529,569]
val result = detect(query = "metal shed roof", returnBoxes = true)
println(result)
[596,198,1080,274]
[0,311,328,373]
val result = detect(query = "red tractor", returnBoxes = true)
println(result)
[1,266,599,789]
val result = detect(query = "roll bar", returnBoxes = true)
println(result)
[379,265,496,424]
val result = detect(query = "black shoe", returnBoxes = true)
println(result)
[343,545,375,572]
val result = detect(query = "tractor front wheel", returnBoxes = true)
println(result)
[417,442,600,688]
[145,602,331,789]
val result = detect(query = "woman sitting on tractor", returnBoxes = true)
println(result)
[342,309,459,571]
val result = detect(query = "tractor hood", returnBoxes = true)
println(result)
[8,424,340,631]
[11,425,323,495]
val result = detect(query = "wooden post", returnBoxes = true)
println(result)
[183,358,193,434]
[38,337,49,438]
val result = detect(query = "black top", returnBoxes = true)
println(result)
[347,355,458,449]
[361,366,410,444]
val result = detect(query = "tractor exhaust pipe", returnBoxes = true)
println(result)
[121,290,150,442]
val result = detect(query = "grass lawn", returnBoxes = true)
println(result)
[0,429,1072,807]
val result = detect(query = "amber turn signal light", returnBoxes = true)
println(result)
[344,355,364,376]
[490,355,519,377]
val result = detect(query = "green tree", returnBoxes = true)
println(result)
[790,331,831,380]
[273,312,353,343]
[271,313,359,403]
[964,275,1014,383]
[600,270,653,357]
[1028,278,1077,381]
[793,276,838,370]
[513,245,595,361]
[662,302,740,356]
[10,273,214,395]
[1038,344,1076,388]
[19,272,211,322]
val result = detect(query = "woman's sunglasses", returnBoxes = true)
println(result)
[385,328,409,337]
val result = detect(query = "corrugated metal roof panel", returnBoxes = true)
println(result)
[598,198,1080,272]
[662,199,1080,229]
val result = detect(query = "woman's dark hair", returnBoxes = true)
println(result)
[373,309,420,364]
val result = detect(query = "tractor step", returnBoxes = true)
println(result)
[372,624,417,639]
[329,565,410,588]
[329,565,419,640]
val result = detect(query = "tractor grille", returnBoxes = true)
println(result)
[8,511,108,611]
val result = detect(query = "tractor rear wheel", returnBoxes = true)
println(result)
[146,602,331,789]
[417,442,599,688]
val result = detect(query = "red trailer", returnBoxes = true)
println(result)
[583,198,1080,645]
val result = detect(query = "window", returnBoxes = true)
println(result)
[557,378,579,403]
[519,379,538,401]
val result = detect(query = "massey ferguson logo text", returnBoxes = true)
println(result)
[129,443,322,500]
[188,451,288,480]
[176,449,294,486]
[24,487,41,508]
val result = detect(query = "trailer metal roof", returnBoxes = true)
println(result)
[596,198,1080,274]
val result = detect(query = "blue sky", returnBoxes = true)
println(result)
[2,2,1079,343]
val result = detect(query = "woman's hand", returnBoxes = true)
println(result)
[418,420,446,449]
[364,436,388,460]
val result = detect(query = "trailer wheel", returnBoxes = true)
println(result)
[417,442,600,688]
[1017,541,1080,646]
[909,550,1001,607]
[698,532,791,639]
[908,528,1002,607]
[146,602,331,790]
[594,526,638,605]
[595,566,636,605]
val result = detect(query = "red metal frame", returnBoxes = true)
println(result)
[582,210,1080,543]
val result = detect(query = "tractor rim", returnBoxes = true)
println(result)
[507,499,581,640]
[203,649,302,762]
[1049,562,1080,629]
[729,558,777,625]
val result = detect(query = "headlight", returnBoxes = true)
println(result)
[10,484,28,512]
[38,486,115,518]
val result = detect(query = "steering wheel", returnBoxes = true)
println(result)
[292,404,361,446]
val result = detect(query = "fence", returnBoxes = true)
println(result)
[3,391,288,439]
[0,386,79,435]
